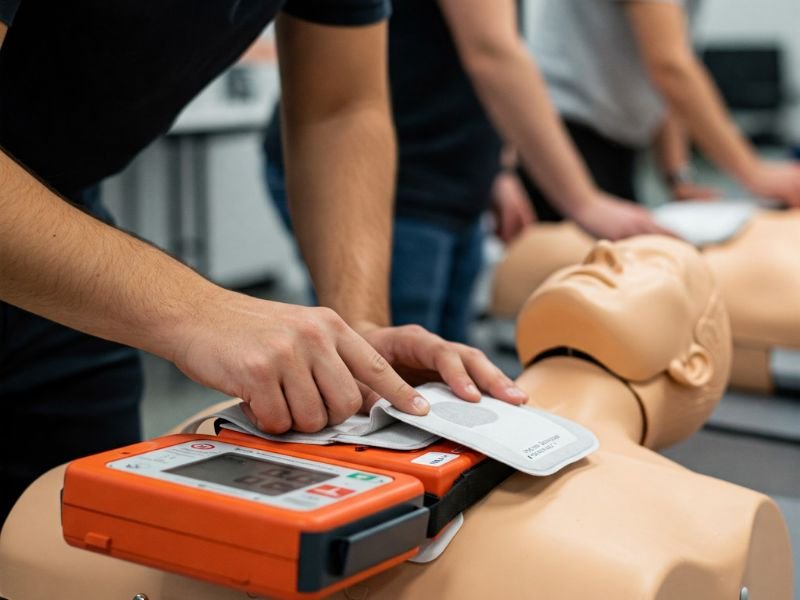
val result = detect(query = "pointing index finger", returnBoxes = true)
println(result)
[337,329,430,416]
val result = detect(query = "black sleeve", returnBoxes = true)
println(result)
[282,0,390,27]
[0,0,20,25]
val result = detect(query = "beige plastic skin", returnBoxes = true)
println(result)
[493,211,800,393]
[0,237,791,599]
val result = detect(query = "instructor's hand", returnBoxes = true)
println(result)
[173,291,525,435]
[354,322,528,411]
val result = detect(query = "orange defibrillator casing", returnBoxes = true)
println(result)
[217,428,515,538]
[61,434,428,600]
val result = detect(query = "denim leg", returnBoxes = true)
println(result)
[390,218,455,335]
[0,186,143,526]
[440,220,485,344]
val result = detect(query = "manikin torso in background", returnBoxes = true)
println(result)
[0,238,792,600]
[491,209,800,393]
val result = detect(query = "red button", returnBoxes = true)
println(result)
[307,484,355,498]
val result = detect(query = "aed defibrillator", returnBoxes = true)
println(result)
[62,428,513,599]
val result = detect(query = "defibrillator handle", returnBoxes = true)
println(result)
[298,502,428,592]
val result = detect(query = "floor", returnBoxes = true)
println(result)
[140,277,800,597]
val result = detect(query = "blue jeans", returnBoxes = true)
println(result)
[265,160,484,343]
[0,187,143,525]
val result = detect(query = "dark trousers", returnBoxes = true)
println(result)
[518,119,640,222]
[0,188,143,526]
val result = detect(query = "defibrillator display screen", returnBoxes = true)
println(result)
[166,452,336,497]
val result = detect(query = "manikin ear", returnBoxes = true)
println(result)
[668,343,713,387]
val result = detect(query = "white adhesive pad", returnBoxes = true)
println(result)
[215,403,439,450]
[652,201,757,246]
[214,383,598,475]
[382,383,598,476]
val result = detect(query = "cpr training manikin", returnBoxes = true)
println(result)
[493,206,800,394]
[0,235,792,600]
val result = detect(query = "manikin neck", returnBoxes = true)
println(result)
[516,355,644,451]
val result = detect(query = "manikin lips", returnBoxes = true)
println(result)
[564,267,617,288]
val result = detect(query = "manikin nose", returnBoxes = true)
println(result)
[584,240,623,272]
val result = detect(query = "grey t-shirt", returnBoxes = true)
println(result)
[534,0,689,148]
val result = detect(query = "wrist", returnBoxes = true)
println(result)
[562,187,602,222]
[730,151,763,191]
[152,278,230,363]
[663,164,694,189]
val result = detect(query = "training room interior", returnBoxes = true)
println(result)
[97,0,799,592]
[2,0,799,597]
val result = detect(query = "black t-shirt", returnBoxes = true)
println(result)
[0,0,389,199]
[265,0,502,229]
[0,0,19,24]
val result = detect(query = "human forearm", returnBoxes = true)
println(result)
[655,113,690,176]
[282,105,395,327]
[462,43,597,218]
[654,114,721,201]
[277,15,394,328]
[647,55,759,185]
[625,3,761,188]
[0,150,221,360]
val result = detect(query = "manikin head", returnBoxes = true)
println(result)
[517,235,732,449]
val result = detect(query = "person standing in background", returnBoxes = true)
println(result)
[264,0,671,344]
[521,0,800,221]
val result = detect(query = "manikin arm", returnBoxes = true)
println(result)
[438,0,672,240]
[626,2,800,206]
[654,113,720,201]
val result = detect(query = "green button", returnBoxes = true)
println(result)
[348,472,378,481]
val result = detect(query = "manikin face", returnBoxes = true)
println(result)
[517,236,715,382]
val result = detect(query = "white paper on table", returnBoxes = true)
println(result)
[652,200,757,246]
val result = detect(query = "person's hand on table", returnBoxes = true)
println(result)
[490,171,536,244]
[744,160,800,208]
[571,191,676,240]
[172,290,526,435]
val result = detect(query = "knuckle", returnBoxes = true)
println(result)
[314,306,345,329]
[243,355,273,379]
[344,391,362,414]
[464,346,486,361]
[271,338,297,362]
[260,415,292,435]
[294,412,328,434]
[303,322,328,345]
[368,351,391,375]
[403,324,428,337]
[431,341,451,356]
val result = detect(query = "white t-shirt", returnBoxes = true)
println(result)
[534,0,692,148]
